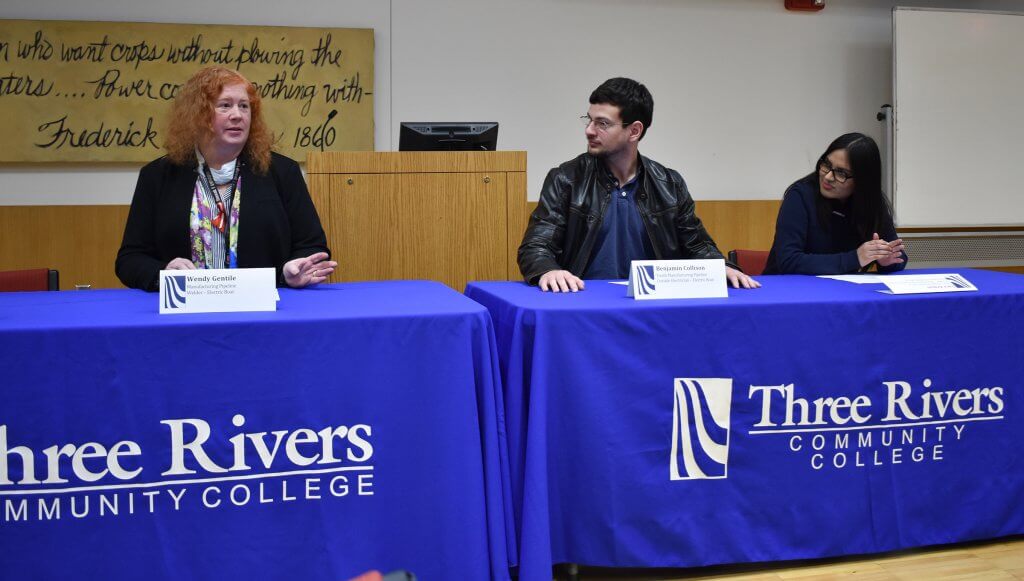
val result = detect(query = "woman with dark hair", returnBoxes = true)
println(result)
[116,66,335,291]
[763,133,907,275]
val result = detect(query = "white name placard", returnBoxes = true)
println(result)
[880,273,978,295]
[159,268,277,314]
[627,259,728,300]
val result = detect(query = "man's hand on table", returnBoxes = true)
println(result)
[538,270,585,293]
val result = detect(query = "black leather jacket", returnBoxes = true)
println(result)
[518,153,729,284]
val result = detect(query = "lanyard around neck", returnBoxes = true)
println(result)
[200,161,240,234]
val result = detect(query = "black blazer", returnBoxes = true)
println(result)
[115,152,330,291]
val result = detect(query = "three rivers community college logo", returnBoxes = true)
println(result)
[669,375,1007,481]
[163,275,187,309]
[634,265,657,296]
[945,274,971,288]
[0,414,376,525]
[670,378,733,480]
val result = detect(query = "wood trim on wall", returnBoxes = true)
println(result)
[5,197,1023,291]
[0,205,129,290]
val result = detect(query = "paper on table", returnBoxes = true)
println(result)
[879,273,977,295]
[818,274,883,284]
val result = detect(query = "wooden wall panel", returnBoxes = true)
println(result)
[0,205,129,289]
[323,171,509,291]
[306,173,333,239]
[7,197,1017,291]
[399,172,507,290]
[308,151,527,291]
[326,173,400,284]
[695,200,781,256]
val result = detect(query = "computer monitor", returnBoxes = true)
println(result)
[399,122,498,151]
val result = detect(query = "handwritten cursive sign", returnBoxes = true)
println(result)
[0,19,373,162]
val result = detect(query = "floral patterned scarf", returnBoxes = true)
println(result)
[189,176,241,269]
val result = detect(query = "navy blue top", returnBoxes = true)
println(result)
[584,175,654,279]
[763,176,907,275]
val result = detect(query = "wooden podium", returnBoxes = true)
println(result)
[306,151,529,291]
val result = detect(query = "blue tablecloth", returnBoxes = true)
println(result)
[0,281,513,581]
[466,269,1024,580]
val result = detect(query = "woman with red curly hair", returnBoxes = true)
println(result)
[116,66,335,291]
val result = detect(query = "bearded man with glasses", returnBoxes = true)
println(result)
[518,77,759,292]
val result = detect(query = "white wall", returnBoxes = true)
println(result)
[2,0,1023,205]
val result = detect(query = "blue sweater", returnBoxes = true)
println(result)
[763,177,907,275]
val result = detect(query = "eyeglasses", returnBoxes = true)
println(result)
[580,115,628,132]
[215,101,250,114]
[818,159,854,183]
